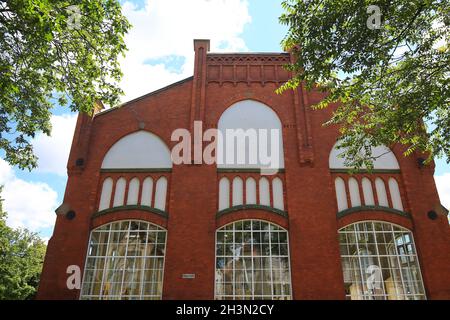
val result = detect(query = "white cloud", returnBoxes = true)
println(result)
[435,173,450,211]
[0,159,58,231]
[0,114,74,232]
[32,113,77,176]
[119,0,251,102]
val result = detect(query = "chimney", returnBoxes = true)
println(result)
[190,39,210,123]
[190,40,210,164]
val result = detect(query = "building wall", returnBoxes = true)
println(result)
[37,40,450,300]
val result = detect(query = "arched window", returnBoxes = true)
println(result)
[388,178,404,211]
[99,178,113,211]
[127,178,140,205]
[98,131,172,213]
[219,177,230,211]
[330,142,402,213]
[348,178,361,207]
[141,177,153,207]
[101,131,172,169]
[362,178,375,206]
[335,177,348,212]
[339,221,425,300]
[272,178,284,211]
[259,177,270,206]
[329,142,399,170]
[375,178,389,207]
[217,100,284,170]
[80,220,167,300]
[245,178,257,205]
[154,177,168,211]
[215,220,292,300]
[113,178,126,207]
[232,177,244,206]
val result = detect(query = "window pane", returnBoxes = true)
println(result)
[339,221,426,300]
[215,220,291,300]
[80,220,166,300]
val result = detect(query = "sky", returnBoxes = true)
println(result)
[0,0,449,241]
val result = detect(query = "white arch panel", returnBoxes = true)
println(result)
[217,100,284,169]
[99,178,113,211]
[102,131,172,169]
[329,142,399,170]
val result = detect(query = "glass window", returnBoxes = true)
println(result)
[339,221,426,300]
[80,220,166,300]
[219,177,230,210]
[217,100,284,170]
[113,178,126,207]
[99,178,113,211]
[272,178,284,210]
[154,177,168,211]
[245,178,257,205]
[329,142,399,170]
[335,177,348,211]
[232,177,244,206]
[215,220,292,300]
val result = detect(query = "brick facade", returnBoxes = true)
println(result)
[37,40,450,300]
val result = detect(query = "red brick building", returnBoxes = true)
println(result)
[37,39,450,300]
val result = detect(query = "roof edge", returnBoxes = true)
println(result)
[94,76,194,117]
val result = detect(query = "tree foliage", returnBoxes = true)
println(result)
[279,0,449,168]
[0,0,130,169]
[0,188,47,300]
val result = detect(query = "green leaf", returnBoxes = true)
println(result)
[0,0,131,170]
[279,0,450,168]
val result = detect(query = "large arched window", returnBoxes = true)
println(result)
[98,131,172,213]
[330,142,405,213]
[217,100,284,170]
[80,220,167,300]
[329,142,399,170]
[339,221,425,300]
[101,131,172,169]
[215,220,292,300]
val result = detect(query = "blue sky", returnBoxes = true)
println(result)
[0,0,448,240]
